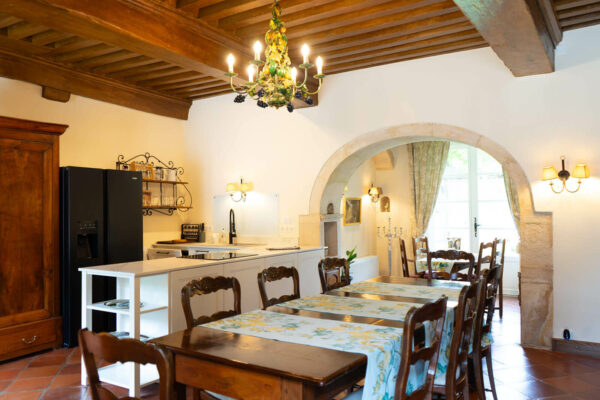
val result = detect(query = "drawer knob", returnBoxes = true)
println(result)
[21,336,37,345]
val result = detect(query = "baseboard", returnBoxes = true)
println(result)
[552,338,600,359]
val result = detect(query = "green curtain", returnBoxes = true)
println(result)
[409,141,450,236]
[502,168,520,234]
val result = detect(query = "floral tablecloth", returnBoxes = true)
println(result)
[333,281,463,301]
[415,258,456,273]
[203,310,404,400]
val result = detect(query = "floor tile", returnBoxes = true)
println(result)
[58,364,81,376]
[49,374,81,389]
[6,376,54,393]
[0,358,32,371]
[0,369,21,380]
[29,356,68,368]
[542,375,600,394]
[0,390,43,400]
[41,387,88,400]
[511,380,567,398]
[19,366,62,379]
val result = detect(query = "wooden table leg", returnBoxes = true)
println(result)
[175,382,186,400]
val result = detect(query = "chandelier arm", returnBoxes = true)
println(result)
[304,78,323,96]
[229,77,247,94]
[564,180,582,193]
[550,181,565,194]
[301,68,309,86]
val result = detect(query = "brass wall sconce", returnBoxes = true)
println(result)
[367,184,383,202]
[542,156,589,194]
[226,178,254,202]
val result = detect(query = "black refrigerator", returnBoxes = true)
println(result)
[60,167,143,347]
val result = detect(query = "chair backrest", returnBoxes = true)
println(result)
[494,238,506,270]
[412,236,429,261]
[426,250,475,282]
[399,239,410,277]
[395,297,448,400]
[442,281,483,399]
[181,276,241,328]
[475,240,497,276]
[257,266,300,309]
[79,329,173,400]
[318,257,350,293]
[472,265,501,353]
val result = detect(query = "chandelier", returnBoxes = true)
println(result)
[225,0,325,112]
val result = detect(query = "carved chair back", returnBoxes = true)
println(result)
[475,240,497,276]
[426,250,475,282]
[79,329,174,400]
[493,238,506,317]
[181,276,241,329]
[257,266,300,309]
[395,297,447,400]
[434,281,483,399]
[412,236,429,261]
[318,257,350,293]
[399,238,410,277]
[473,265,501,352]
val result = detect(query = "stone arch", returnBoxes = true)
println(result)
[300,123,553,348]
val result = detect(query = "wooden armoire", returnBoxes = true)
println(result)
[0,116,66,361]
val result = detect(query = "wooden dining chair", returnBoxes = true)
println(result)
[426,250,476,282]
[399,238,411,277]
[475,240,497,276]
[432,280,483,400]
[469,265,501,400]
[343,297,448,400]
[412,236,429,274]
[79,329,174,400]
[257,266,300,309]
[181,276,241,328]
[494,238,507,319]
[318,257,351,293]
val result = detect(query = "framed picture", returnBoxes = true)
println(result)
[343,198,361,225]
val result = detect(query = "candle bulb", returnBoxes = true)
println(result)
[253,41,262,61]
[247,64,254,82]
[301,44,309,64]
[291,67,297,83]
[316,56,323,75]
[227,53,235,74]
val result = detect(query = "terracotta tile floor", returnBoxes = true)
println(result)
[1,298,599,399]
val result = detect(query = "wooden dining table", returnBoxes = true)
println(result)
[151,276,469,400]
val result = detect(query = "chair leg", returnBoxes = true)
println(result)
[498,279,503,319]
[470,354,486,400]
[485,351,498,400]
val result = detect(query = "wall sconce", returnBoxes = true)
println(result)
[542,156,589,194]
[367,184,383,202]
[226,178,254,202]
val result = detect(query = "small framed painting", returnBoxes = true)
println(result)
[343,198,361,225]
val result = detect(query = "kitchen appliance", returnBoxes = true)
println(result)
[179,252,257,260]
[181,223,205,242]
[147,248,183,259]
[60,167,143,347]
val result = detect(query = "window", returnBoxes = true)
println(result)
[426,143,519,255]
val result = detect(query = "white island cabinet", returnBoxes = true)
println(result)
[79,246,325,397]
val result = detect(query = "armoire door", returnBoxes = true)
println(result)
[0,137,55,328]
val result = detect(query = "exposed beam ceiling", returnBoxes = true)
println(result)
[452,0,557,76]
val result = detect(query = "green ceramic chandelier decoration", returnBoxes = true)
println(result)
[225,0,325,112]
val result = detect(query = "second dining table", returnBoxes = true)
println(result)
[152,276,470,400]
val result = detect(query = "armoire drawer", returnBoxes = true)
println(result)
[0,319,57,356]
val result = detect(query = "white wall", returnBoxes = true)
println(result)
[0,78,186,252]
[184,25,600,342]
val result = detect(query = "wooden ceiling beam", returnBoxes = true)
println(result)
[538,0,562,45]
[452,0,556,76]
[196,0,271,21]
[5,21,48,40]
[126,66,184,82]
[557,3,600,18]
[109,62,171,79]
[560,10,600,26]
[75,50,139,69]
[287,2,458,46]
[187,89,231,100]
[327,39,487,74]
[554,0,599,11]
[55,43,116,63]
[561,16,600,29]
[30,30,73,46]
[309,12,468,53]
[0,14,21,29]
[321,21,473,59]
[168,79,228,94]
[0,0,252,84]
[0,50,190,119]
[139,71,203,87]
[92,55,156,74]
[183,83,232,97]
[154,76,216,91]
[326,30,480,65]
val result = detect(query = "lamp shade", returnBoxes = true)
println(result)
[572,164,589,179]
[368,186,382,197]
[226,182,241,193]
[542,166,558,181]
[240,181,254,193]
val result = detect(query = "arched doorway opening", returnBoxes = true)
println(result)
[299,123,553,348]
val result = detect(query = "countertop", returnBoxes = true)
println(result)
[79,245,325,278]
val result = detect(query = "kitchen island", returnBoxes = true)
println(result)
[79,245,325,396]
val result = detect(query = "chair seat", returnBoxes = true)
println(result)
[469,332,493,353]
[342,388,363,399]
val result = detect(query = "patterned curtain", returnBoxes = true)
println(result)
[409,141,450,236]
[502,168,520,234]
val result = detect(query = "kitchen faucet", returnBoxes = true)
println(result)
[229,209,237,245]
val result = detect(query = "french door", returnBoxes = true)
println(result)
[426,143,518,254]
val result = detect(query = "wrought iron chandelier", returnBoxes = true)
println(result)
[225,0,325,112]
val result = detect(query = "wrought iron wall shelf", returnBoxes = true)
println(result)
[116,152,192,216]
